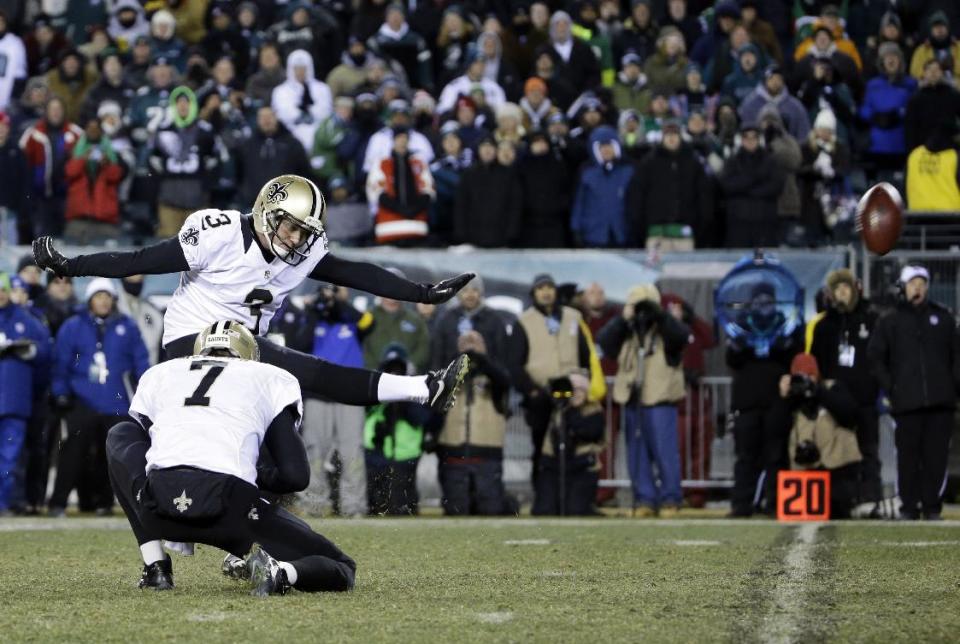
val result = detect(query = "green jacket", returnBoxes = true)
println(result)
[362,305,431,371]
[311,114,349,182]
[365,404,424,461]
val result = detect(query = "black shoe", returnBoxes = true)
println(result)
[924,512,943,521]
[246,543,291,597]
[222,553,250,581]
[138,555,174,591]
[425,354,470,413]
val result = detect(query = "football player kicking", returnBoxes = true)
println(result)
[33,174,470,412]
[108,321,354,595]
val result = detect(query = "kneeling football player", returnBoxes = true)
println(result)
[108,321,352,595]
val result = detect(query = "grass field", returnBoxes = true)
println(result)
[1,516,959,643]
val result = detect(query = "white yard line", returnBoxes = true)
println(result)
[762,523,821,644]
[503,539,550,545]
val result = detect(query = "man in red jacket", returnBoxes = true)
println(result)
[64,117,125,244]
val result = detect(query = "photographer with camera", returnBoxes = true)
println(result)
[766,353,861,518]
[868,265,960,521]
[598,284,690,517]
[431,276,514,515]
[532,373,605,516]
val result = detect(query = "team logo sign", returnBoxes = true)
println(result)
[266,180,293,204]
[173,490,193,513]
[180,225,200,246]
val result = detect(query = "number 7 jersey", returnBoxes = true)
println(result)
[162,208,328,345]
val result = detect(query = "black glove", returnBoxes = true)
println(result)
[422,272,475,304]
[33,236,71,277]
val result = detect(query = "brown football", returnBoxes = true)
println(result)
[857,182,903,255]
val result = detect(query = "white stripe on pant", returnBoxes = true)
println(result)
[299,399,368,516]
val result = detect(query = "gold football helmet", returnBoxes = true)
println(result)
[252,174,326,266]
[193,320,261,361]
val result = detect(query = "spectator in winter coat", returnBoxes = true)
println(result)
[271,49,333,155]
[477,29,523,103]
[519,76,556,132]
[662,0,703,59]
[633,120,711,249]
[518,131,571,248]
[757,105,803,238]
[0,273,51,515]
[362,99,435,175]
[63,117,125,244]
[739,0,782,64]
[722,43,765,105]
[148,9,187,73]
[643,26,688,94]
[0,111,26,244]
[48,278,149,516]
[125,56,176,146]
[794,14,863,72]
[453,135,521,247]
[613,0,659,64]
[19,96,82,239]
[612,51,652,114]
[327,37,375,100]
[367,3,434,92]
[362,286,431,372]
[147,86,221,237]
[704,23,756,95]
[107,0,149,54]
[367,127,435,245]
[797,56,857,145]
[79,50,135,123]
[719,123,785,248]
[311,97,354,187]
[909,11,960,83]
[437,51,507,114]
[739,65,811,142]
[793,26,863,99]
[571,126,636,248]
[904,59,960,153]
[532,50,578,113]
[861,42,917,176]
[536,11,601,95]
[0,9,27,111]
[798,110,851,244]
[244,43,286,110]
[429,123,471,244]
[44,49,98,125]
[862,11,908,80]
[24,14,69,78]
[236,106,313,207]
[434,7,475,89]
[670,62,716,122]
[200,2,250,79]
[116,275,163,367]
[690,0,739,69]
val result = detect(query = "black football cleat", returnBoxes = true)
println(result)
[246,543,291,597]
[222,553,250,581]
[138,555,174,591]
[425,354,470,413]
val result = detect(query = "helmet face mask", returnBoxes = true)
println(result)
[193,320,261,361]
[253,175,327,267]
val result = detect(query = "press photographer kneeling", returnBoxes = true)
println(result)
[766,354,862,518]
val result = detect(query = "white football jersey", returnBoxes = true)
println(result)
[162,209,328,345]
[130,356,303,485]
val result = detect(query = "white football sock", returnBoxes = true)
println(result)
[377,373,429,404]
[279,561,298,585]
[140,540,165,565]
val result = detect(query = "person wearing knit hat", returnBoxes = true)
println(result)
[809,267,882,515]
[769,351,862,517]
[868,261,958,520]
[907,10,960,83]
[862,37,916,171]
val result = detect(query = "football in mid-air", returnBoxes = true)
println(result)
[857,182,903,255]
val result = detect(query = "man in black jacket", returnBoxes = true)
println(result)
[453,135,521,247]
[868,265,960,520]
[634,120,712,250]
[236,106,313,208]
[904,59,960,153]
[719,123,785,248]
[810,269,882,513]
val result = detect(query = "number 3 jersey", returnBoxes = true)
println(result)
[130,356,303,485]
[162,209,328,345]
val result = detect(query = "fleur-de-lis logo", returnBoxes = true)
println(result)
[266,180,293,204]
[180,226,200,246]
[173,490,193,513]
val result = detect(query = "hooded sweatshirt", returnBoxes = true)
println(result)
[108,0,149,53]
[570,125,635,247]
[271,49,333,153]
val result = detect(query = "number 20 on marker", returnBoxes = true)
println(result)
[777,470,830,521]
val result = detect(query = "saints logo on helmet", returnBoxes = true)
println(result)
[252,174,326,267]
[193,320,260,361]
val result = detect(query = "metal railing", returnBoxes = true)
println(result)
[503,376,735,490]
[861,249,960,312]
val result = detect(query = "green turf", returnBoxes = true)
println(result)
[0,518,958,643]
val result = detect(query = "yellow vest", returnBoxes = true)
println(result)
[439,374,506,449]
[789,401,862,470]
[906,146,960,212]
[612,329,685,406]
[519,306,582,388]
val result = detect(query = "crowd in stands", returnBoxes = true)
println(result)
[0,0,959,251]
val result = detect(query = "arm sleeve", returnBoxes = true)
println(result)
[819,382,859,428]
[256,405,310,494]
[866,317,892,393]
[50,323,74,398]
[309,253,427,302]
[66,237,189,277]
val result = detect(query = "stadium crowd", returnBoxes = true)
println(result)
[0,0,959,250]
